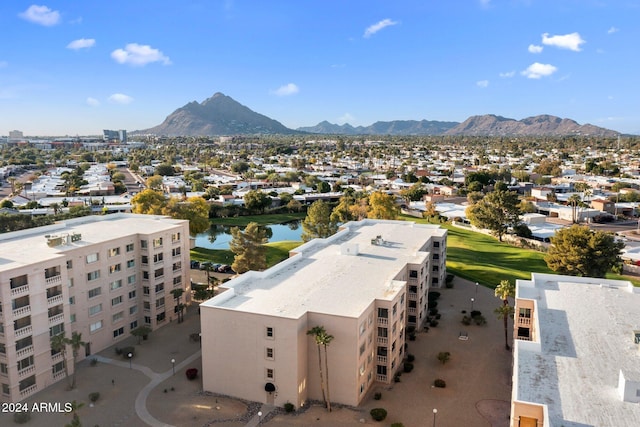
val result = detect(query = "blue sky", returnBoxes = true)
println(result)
[1,1,639,136]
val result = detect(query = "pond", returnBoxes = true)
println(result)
[194,221,303,250]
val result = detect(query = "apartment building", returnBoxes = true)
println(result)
[511,273,640,427]
[0,213,191,402]
[200,219,446,408]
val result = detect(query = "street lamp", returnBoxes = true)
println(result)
[470,298,475,311]
[475,282,479,297]
[171,358,176,375]
[258,411,262,424]
[433,408,437,427]
[128,352,133,369]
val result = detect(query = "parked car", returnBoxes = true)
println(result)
[199,261,212,270]
[218,264,234,273]
[190,260,200,269]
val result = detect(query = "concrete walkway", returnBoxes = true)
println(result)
[244,404,276,426]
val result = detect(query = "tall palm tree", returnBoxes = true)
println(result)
[319,329,334,412]
[494,280,516,350]
[68,332,86,389]
[170,288,185,323]
[50,332,69,385]
[307,326,327,409]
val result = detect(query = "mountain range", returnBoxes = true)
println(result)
[138,92,619,137]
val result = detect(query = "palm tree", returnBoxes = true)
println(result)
[494,280,516,350]
[568,194,582,223]
[307,326,327,410]
[64,400,84,427]
[68,332,86,389]
[319,329,334,412]
[50,332,69,385]
[170,288,185,323]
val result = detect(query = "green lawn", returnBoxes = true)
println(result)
[210,213,306,226]
[190,240,303,270]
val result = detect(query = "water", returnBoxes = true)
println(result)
[194,221,302,250]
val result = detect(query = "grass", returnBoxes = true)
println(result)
[210,213,306,226]
[190,240,303,270]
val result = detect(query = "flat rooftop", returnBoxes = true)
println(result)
[202,220,445,319]
[515,273,640,426]
[0,213,186,273]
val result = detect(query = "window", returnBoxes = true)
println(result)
[111,296,123,306]
[377,308,388,318]
[433,254,440,260]
[360,343,365,356]
[90,320,103,332]
[49,323,64,337]
[130,305,138,315]
[153,237,163,248]
[140,240,148,249]
[433,241,440,248]
[432,265,439,272]
[144,316,151,324]
[17,356,34,371]
[88,287,101,298]
[68,278,74,288]
[359,322,366,336]
[156,297,165,308]
[87,270,100,281]
[173,262,182,271]
[142,271,150,280]
[519,308,532,318]
[153,253,163,263]
[70,314,76,323]
[127,259,135,268]
[172,232,181,242]
[86,253,99,263]
[156,311,166,322]
[52,361,64,375]
[266,327,274,338]
[172,247,181,257]
[0,343,5,354]
[18,375,35,392]
[128,290,136,299]
[128,274,136,285]
[110,280,123,291]
[392,303,397,316]
[266,348,274,359]
[1,363,8,375]
[266,368,274,380]
[108,247,120,257]
[143,286,150,295]
[112,311,124,323]
[154,268,164,278]
[69,296,75,305]
[141,255,149,265]
[409,270,418,278]
[126,243,134,252]
[143,301,151,310]
[155,283,164,293]
[66,260,73,269]
[109,264,121,274]
[130,320,138,330]
[431,278,439,285]
[173,276,182,286]
[2,383,9,396]
[89,304,102,316]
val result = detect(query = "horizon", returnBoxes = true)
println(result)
[1,1,639,135]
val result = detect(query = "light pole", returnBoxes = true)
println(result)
[471,298,475,311]
[171,358,175,375]
[433,408,437,427]
[128,352,133,369]
[258,411,262,424]
[475,282,479,297]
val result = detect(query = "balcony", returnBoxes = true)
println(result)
[52,352,64,362]
[377,317,388,326]
[517,317,532,326]
[53,370,66,380]
[15,325,33,338]
[408,292,417,300]
[12,305,31,318]
[376,374,387,382]
[377,337,388,345]
[49,313,65,325]
[517,335,532,341]
[376,355,387,364]
[16,345,34,359]
[47,294,63,306]
[11,285,29,297]
[18,365,35,377]
[45,275,62,285]
[408,307,417,314]
[19,384,37,397]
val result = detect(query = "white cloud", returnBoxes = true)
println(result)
[19,5,60,26]
[86,97,100,107]
[338,113,355,124]
[607,26,619,34]
[111,43,171,66]
[67,38,95,50]
[271,83,299,96]
[476,80,489,88]
[528,44,543,53]
[541,32,585,52]
[364,19,398,38]
[108,93,134,105]
[499,71,515,78]
[521,62,558,79]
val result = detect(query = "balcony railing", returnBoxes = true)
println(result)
[52,352,64,362]
[19,383,37,397]
[47,294,63,306]
[11,285,29,297]
[49,313,65,325]
[12,305,31,318]
[377,337,388,345]
[376,355,387,364]
[18,365,35,377]
[518,317,532,326]
[46,275,62,285]
[377,317,388,326]
[15,325,33,338]
[408,307,417,314]
[517,335,532,341]
[408,292,417,300]
[53,370,66,380]
[376,374,387,383]
[16,345,34,358]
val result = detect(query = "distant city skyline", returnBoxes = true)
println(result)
[1,1,639,136]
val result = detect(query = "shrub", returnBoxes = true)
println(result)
[406,326,416,334]
[408,332,416,341]
[429,320,439,327]
[393,374,401,383]
[406,354,415,362]
[374,392,382,400]
[434,379,446,388]
[474,315,487,326]
[186,368,198,380]
[89,392,100,403]
[461,315,471,325]
[403,362,414,373]
[446,273,454,283]
[427,291,441,301]
[284,402,295,413]
[14,412,31,424]
[115,347,123,355]
[437,351,450,364]
[428,300,438,309]
[435,313,441,320]
[429,308,438,316]
[470,310,482,318]
[90,358,98,366]
[445,281,454,288]
[370,408,388,422]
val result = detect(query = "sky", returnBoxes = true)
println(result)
[1,0,639,136]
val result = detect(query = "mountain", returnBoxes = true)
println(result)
[444,114,618,137]
[140,92,296,136]
[297,119,458,135]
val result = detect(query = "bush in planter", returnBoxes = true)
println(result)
[434,379,446,388]
[470,310,482,318]
[435,313,441,320]
[429,308,438,316]
[428,300,438,309]
[437,351,450,365]
[406,353,415,362]
[462,315,471,325]
[429,320,439,327]
[403,362,414,373]
[89,392,100,403]
[374,391,382,400]
[370,408,387,422]
[474,315,487,326]
[186,368,198,380]
[445,281,454,289]
[284,402,295,413]
[427,291,441,301]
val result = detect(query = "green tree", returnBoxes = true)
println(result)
[302,200,338,242]
[154,163,175,176]
[146,175,164,191]
[367,191,399,220]
[307,326,334,412]
[494,280,515,350]
[131,325,152,344]
[545,225,624,277]
[243,190,272,213]
[567,194,583,224]
[316,180,331,193]
[64,400,84,427]
[229,222,267,274]
[131,189,166,214]
[68,332,85,389]
[400,183,427,202]
[230,161,250,174]
[50,332,70,387]
[466,189,520,241]
[163,196,210,235]
[170,288,185,323]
